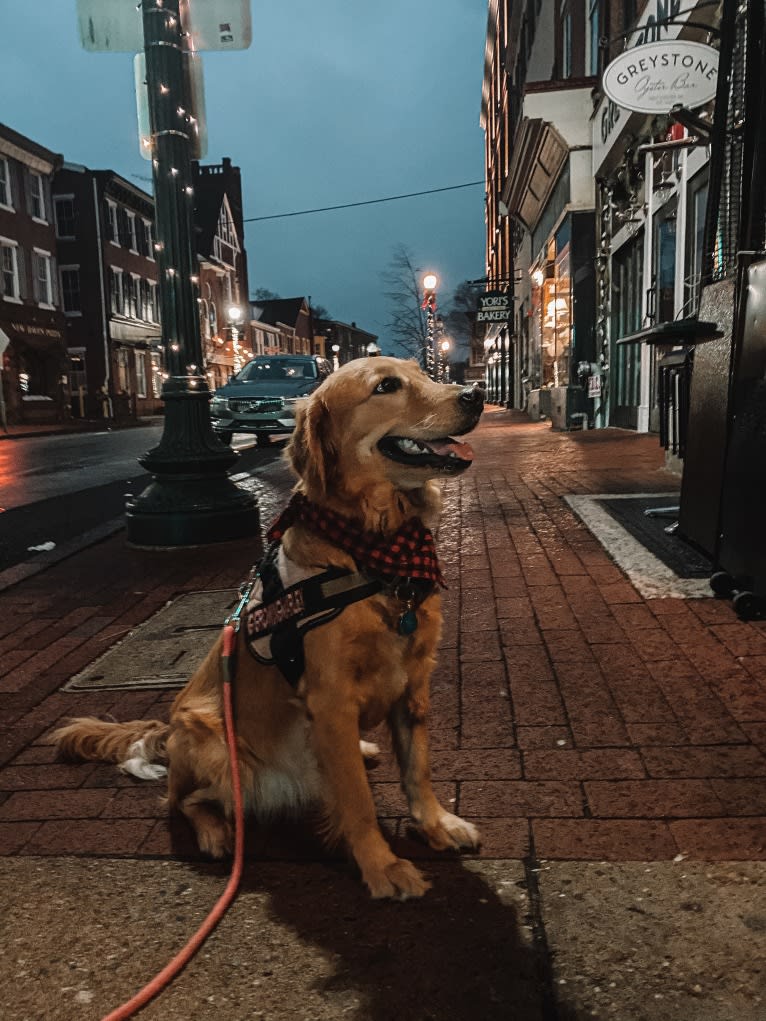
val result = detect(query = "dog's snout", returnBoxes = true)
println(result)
[458,385,484,411]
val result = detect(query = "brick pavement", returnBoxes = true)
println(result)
[1,408,765,864]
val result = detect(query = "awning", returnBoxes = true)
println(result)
[616,319,723,346]
[1,319,66,351]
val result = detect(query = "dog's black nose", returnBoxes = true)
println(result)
[458,385,484,410]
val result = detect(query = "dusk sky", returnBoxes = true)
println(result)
[3,1,488,351]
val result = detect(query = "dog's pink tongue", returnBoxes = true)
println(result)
[426,438,474,461]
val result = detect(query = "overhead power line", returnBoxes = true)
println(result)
[242,180,485,223]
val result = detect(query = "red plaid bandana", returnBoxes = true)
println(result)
[267,493,446,587]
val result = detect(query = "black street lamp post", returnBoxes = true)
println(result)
[125,0,258,546]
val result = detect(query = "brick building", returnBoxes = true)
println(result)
[0,123,67,426]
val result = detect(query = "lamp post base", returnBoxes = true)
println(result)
[125,474,259,547]
[124,377,259,548]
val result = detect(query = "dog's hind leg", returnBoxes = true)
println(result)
[175,785,233,858]
[389,691,481,853]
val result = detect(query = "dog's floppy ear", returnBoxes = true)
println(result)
[287,394,336,497]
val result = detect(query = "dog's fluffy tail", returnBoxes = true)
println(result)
[53,718,170,780]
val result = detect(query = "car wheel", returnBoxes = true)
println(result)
[217,430,233,445]
[256,432,271,446]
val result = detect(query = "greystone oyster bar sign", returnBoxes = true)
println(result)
[602,39,719,115]
[476,292,512,323]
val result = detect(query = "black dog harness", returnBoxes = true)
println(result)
[244,542,435,687]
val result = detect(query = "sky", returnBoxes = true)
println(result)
[2,1,488,351]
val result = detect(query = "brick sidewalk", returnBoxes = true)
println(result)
[1,408,765,863]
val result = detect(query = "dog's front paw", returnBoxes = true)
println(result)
[196,818,233,859]
[363,857,431,900]
[419,812,481,852]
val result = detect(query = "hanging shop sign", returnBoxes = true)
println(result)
[476,292,512,323]
[602,40,719,115]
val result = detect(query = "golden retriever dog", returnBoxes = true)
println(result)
[54,356,484,898]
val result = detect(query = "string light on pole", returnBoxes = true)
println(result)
[421,272,438,380]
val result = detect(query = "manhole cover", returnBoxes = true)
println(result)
[64,589,239,691]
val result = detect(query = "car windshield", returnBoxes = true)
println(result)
[236,358,317,382]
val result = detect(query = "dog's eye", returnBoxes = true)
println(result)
[373,377,402,395]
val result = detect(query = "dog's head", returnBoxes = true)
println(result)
[287,356,483,510]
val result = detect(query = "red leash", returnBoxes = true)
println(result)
[100,622,245,1021]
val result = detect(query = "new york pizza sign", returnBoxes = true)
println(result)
[602,40,718,115]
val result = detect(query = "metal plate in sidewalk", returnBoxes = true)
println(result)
[64,589,239,692]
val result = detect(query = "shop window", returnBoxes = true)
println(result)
[135,350,147,398]
[69,350,87,395]
[151,351,163,397]
[685,172,709,316]
[654,212,677,323]
[531,223,573,389]
[116,348,130,393]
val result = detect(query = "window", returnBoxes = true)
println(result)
[107,200,119,244]
[60,266,81,314]
[0,240,20,301]
[127,211,138,252]
[69,350,87,394]
[110,267,124,315]
[32,249,54,306]
[588,0,601,76]
[135,350,147,397]
[560,1,573,78]
[129,274,140,318]
[29,172,46,221]
[116,348,130,393]
[144,220,154,258]
[149,281,159,322]
[0,158,12,208]
[685,171,709,316]
[54,196,76,237]
[151,351,163,397]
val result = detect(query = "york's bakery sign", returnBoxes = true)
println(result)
[476,292,511,323]
[592,0,697,175]
[603,40,718,114]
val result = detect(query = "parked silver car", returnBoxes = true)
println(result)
[209,354,333,444]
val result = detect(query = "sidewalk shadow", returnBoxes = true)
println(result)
[230,827,583,1021]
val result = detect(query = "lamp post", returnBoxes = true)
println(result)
[125,0,258,546]
[227,304,244,374]
[331,343,340,371]
[422,272,438,379]
[438,338,451,382]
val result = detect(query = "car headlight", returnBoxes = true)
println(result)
[282,398,301,413]
[210,397,228,414]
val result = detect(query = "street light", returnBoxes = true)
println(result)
[366,342,381,357]
[439,337,451,382]
[331,343,340,371]
[422,272,438,379]
[125,0,257,547]
[227,305,244,373]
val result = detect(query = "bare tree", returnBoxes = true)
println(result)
[382,244,428,361]
[442,280,478,361]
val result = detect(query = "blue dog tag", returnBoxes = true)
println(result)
[398,609,418,635]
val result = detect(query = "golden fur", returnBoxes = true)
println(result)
[54,356,483,898]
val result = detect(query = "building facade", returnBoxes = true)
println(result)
[250,297,315,357]
[53,164,162,420]
[482,0,719,432]
[591,0,718,433]
[481,0,598,428]
[0,123,68,426]
[193,157,251,390]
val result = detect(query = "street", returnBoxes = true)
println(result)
[0,428,289,575]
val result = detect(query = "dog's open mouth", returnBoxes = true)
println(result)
[377,435,474,473]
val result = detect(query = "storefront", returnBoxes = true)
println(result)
[0,312,68,425]
[591,0,718,431]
